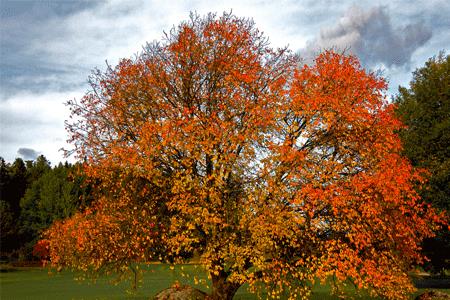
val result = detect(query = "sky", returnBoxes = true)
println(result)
[1,0,449,164]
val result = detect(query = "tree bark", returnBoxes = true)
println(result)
[209,273,240,300]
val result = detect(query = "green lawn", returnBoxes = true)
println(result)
[0,264,448,299]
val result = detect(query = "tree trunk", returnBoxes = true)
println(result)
[129,264,138,290]
[209,273,240,300]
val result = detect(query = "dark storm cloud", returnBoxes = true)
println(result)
[302,6,433,67]
[17,148,40,160]
[0,0,97,18]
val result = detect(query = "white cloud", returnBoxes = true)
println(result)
[0,90,83,163]
[26,0,310,71]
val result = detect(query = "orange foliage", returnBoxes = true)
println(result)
[43,12,445,300]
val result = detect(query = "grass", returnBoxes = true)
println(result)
[0,264,449,299]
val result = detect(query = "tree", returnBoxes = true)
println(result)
[0,200,14,241]
[0,158,29,255]
[0,155,90,260]
[26,155,52,183]
[6,158,28,217]
[19,162,86,259]
[43,13,445,300]
[395,52,450,273]
[0,158,14,247]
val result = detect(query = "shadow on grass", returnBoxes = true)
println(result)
[413,277,450,289]
[0,268,19,273]
[0,266,20,273]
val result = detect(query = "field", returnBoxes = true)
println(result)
[1,264,449,299]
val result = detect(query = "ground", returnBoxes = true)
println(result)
[0,264,449,299]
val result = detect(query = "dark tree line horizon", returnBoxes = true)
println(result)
[0,155,92,261]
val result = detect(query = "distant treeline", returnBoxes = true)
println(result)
[0,155,92,261]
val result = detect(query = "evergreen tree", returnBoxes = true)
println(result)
[1,155,90,260]
[19,162,88,259]
[0,158,28,255]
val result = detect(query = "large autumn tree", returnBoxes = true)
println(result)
[43,13,444,300]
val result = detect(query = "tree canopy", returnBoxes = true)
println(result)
[395,52,450,273]
[43,12,445,300]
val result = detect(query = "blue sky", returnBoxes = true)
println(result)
[1,0,449,163]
